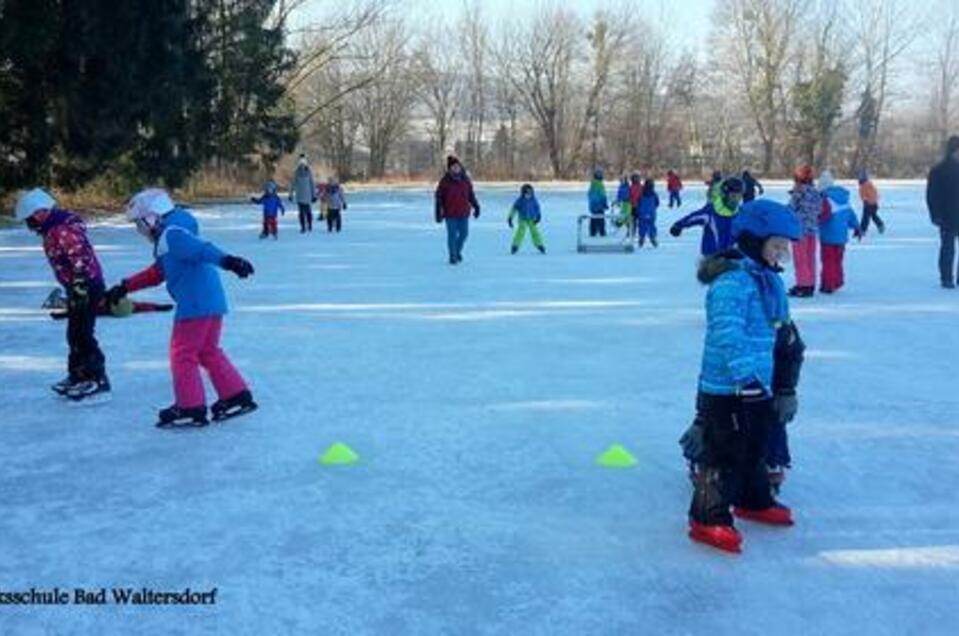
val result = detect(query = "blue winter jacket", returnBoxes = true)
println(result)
[588,180,609,214]
[697,252,788,395]
[616,181,630,204]
[155,208,228,320]
[820,186,860,246]
[673,198,738,256]
[638,192,660,219]
[512,195,542,222]
[253,192,285,218]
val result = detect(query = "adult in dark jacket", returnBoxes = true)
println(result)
[926,135,959,288]
[435,155,481,265]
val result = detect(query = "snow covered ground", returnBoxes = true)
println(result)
[0,183,956,635]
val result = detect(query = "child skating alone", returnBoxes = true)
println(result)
[508,184,546,254]
[666,170,683,208]
[684,199,803,553]
[106,189,257,428]
[637,179,660,247]
[251,180,284,239]
[857,170,884,235]
[587,169,608,237]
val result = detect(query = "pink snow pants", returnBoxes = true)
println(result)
[170,317,247,408]
[793,235,818,288]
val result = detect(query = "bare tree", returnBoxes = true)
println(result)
[849,0,920,171]
[287,0,392,129]
[788,0,851,168]
[495,6,627,179]
[411,23,462,167]
[929,0,959,146]
[459,0,488,171]
[715,0,801,174]
[351,19,416,178]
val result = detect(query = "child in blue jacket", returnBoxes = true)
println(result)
[670,178,744,255]
[508,184,546,254]
[818,171,861,293]
[107,189,258,428]
[251,180,285,239]
[587,169,609,237]
[637,179,660,247]
[681,199,803,554]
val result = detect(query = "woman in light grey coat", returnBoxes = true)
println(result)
[290,154,316,233]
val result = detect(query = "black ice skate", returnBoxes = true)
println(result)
[51,375,79,397]
[156,405,209,428]
[211,390,258,422]
[65,376,111,404]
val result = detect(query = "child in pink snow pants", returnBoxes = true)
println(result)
[788,166,824,298]
[107,188,258,427]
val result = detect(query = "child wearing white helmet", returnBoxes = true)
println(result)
[106,189,257,427]
[15,188,111,402]
[681,199,804,554]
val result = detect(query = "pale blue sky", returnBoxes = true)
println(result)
[290,0,715,52]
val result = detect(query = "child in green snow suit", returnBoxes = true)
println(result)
[509,184,546,254]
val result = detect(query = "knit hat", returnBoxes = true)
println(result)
[446,155,461,170]
[794,165,815,184]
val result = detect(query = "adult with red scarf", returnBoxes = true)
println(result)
[435,156,481,265]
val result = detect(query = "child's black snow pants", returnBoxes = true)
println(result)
[689,393,776,526]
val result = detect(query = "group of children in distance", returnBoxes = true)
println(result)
[252,154,348,239]
[15,187,258,428]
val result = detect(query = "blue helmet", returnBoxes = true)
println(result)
[732,199,801,241]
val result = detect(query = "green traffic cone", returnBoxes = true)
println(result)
[320,442,359,465]
[597,444,636,468]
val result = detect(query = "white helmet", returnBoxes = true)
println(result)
[126,188,175,222]
[14,188,56,220]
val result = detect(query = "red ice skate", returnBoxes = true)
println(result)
[734,503,794,526]
[688,521,742,553]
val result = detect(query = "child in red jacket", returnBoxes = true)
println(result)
[16,188,110,402]
[666,170,683,208]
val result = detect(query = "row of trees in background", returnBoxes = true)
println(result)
[1,0,957,197]
[0,0,297,195]
[298,0,959,181]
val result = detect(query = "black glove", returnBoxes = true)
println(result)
[221,255,254,278]
[773,390,798,424]
[67,280,90,313]
[105,282,128,307]
[312,196,318,203]
[435,212,444,224]
[508,217,514,229]
[738,380,770,403]
[250,196,257,203]
[679,417,705,462]
[473,207,480,219]
[669,224,682,237]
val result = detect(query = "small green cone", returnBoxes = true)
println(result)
[597,444,636,468]
[320,442,359,466]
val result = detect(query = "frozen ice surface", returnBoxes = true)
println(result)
[0,182,956,634]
